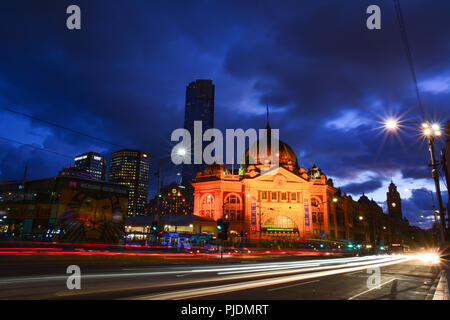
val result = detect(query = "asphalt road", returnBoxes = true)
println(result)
[0,254,442,300]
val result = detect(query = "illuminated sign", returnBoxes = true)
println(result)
[251,197,256,233]
[391,243,401,247]
[93,156,102,161]
[267,228,294,232]
[304,199,310,235]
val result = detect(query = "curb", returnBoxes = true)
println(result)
[433,269,450,300]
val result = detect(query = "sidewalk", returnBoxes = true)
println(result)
[433,265,450,300]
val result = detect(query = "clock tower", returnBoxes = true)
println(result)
[387,181,402,220]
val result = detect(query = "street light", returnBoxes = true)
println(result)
[421,121,447,246]
[383,120,447,246]
[385,118,399,130]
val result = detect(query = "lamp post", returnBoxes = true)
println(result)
[383,119,447,246]
[220,197,230,259]
[421,122,446,246]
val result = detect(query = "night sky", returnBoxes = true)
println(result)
[0,0,448,228]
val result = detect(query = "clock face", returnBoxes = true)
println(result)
[392,202,396,207]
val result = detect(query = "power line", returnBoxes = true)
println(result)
[0,136,73,159]
[0,106,127,149]
[393,0,426,120]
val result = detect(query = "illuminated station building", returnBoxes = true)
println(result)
[190,119,428,250]
[192,120,338,241]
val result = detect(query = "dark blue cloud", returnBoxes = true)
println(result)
[0,0,448,222]
[342,179,383,195]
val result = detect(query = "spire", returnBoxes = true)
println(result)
[266,104,270,130]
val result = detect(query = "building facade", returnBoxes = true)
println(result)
[74,152,107,181]
[0,176,128,242]
[147,182,193,216]
[192,121,339,241]
[108,149,150,216]
[190,123,431,250]
[182,79,215,186]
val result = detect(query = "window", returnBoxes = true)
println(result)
[261,191,267,200]
[224,194,242,222]
[271,192,278,201]
[281,192,287,201]
[202,194,214,218]
[290,192,296,201]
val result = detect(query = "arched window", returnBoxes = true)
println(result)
[201,194,215,218]
[311,197,324,224]
[263,216,298,231]
[224,194,242,222]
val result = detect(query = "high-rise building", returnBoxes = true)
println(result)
[387,181,402,220]
[182,79,215,185]
[147,182,193,216]
[74,152,107,181]
[108,149,150,216]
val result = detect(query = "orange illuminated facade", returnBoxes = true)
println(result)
[190,120,433,249]
[192,121,338,240]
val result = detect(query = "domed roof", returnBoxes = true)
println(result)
[240,105,299,173]
[243,138,298,168]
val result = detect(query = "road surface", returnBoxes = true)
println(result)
[0,254,443,300]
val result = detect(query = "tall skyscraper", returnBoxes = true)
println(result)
[73,152,107,181]
[182,79,215,185]
[108,149,150,216]
[387,181,402,220]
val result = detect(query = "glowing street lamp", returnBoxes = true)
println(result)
[422,122,441,138]
[381,117,446,246]
[385,118,398,130]
[421,122,446,246]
